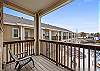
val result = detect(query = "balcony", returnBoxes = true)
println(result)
[3,39,70,71]
[3,56,70,71]
[0,1,99,71]
[2,39,100,71]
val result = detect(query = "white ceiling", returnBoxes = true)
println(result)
[4,0,72,16]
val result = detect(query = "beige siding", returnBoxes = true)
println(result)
[3,24,21,42]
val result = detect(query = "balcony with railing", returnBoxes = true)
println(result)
[2,39,100,71]
[3,39,71,71]
[0,0,99,71]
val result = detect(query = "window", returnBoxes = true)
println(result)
[12,28,19,38]
[25,31,29,38]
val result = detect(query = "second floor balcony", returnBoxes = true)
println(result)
[2,39,100,71]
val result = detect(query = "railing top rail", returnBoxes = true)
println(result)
[3,39,35,44]
[40,39,100,50]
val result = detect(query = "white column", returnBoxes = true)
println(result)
[34,13,41,55]
[67,32,69,42]
[74,33,76,43]
[21,26,25,40]
[58,31,59,41]
[61,31,63,41]
[49,30,52,40]
[65,32,67,41]
[71,33,73,43]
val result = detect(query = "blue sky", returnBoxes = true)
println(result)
[4,0,99,33]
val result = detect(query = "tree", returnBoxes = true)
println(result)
[95,32,100,37]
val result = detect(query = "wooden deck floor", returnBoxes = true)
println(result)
[3,56,71,71]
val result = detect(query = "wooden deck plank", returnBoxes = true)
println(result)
[36,56,64,71]
[33,56,49,71]
[38,56,66,71]
[28,59,43,71]
[3,56,71,71]
[33,56,53,71]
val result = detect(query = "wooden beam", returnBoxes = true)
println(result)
[4,0,35,16]
[0,0,3,70]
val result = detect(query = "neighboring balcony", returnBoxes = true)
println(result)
[2,39,100,71]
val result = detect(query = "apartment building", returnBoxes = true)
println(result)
[3,13,76,42]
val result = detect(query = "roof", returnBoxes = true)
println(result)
[3,13,73,32]
[4,0,72,16]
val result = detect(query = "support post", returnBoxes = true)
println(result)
[0,0,3,70]
[34,13,41,55]
[68,32,69,42]
[20,26,25,40]
[57,31,59,41]
[61,31,63,41]
[49,30,51,40]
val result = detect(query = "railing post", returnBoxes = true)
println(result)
[0,0,3,70]
[56,43,58,66]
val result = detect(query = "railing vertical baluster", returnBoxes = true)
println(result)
[88,46,90,71]
[16,42,18,57]
[78,45,80,71]
[51,43,53,60]
[53,43,55,61]
[67,45,69,67]
[64,45,66,66]
[49,43,50,58]
[27,41,28,55]
[74,46,76,70]
[46,42,47,57]
[31,41,32,55]
[94,47,96,71]
[56,43,58,66]
[59,44,60,64]
[33,41,34,54]
[22,42,23,57]
[83,46,85,71]
[61,45,63,65]
[40,41,42,55]
[29,41,30,55]
[19,42,21,58]
[6,44,8,63]
[70,45,72,68]
[13,43,15,55]
[31,41,33,55]
[9,44,11,62]
[25,42,26,52]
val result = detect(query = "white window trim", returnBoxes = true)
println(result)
[12,28,19,38]
[25,31,30,38]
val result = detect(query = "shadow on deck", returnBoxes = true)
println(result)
[3,56,70,71]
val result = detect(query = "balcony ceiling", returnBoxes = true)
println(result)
[4,0,72,16]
